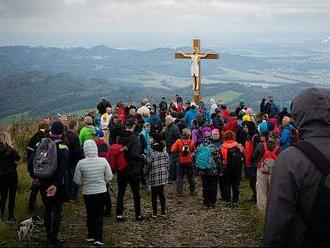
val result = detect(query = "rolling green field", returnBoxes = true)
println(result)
[204,90,242,104]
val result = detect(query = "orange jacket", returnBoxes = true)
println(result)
[171,138,195,165]
[220,140,244,166]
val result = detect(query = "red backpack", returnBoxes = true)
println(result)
[258,142,279,174]
[107,144,127,173]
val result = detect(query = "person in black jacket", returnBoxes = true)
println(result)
[108,114,124,145]
[116,116,145,221]
[97,97,111,115]
[263,88,330,247]
[63,120,83,202]
[26,121,50,213]
[0,131,20,221]
[30,121,69,246]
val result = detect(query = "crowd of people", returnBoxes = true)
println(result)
[0,88,329,247]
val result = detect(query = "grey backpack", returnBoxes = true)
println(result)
[33,138,60,178]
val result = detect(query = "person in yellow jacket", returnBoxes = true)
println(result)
[101,106,112,144]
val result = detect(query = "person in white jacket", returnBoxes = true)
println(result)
[74,139,113,246]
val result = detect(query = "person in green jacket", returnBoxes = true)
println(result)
[79,116,96,147]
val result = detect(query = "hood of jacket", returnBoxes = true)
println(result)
[222,140,238,149]
[83,139,98,158]
[291,88,330,139]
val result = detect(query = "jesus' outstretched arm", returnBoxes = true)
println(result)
[178,50,191,58]
[200,52,210,58]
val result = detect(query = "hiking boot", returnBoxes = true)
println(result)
[135,215,145,221]
[116,215,126,222]
[94,241,104,246]
[86,238,95,242]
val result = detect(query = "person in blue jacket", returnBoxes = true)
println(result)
[184,102,199,129]
[279,116,293,150]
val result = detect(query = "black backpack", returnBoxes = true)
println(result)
[294,142,330,247]
[181,139,191,157]
[226,146,244,171]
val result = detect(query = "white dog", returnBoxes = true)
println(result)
[18,216,44,241]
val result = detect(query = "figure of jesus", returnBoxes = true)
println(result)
[179,47,209,91]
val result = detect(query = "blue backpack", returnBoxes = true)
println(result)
[195,144,213,170]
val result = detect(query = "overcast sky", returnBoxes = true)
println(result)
[0,0,329,48]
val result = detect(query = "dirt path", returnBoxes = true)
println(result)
[29,178,259,247]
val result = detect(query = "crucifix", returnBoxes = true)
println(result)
[175,39,219,104]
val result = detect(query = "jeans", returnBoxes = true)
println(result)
[151,185,166,215]
[169,153,178,181]
[28,182,39,213]
[176,164,195,195]
[116,171,141,218]
[83,192,106,242]
[40,184,63,241]
[0,172,18,219]
[201,174,218,207]
[223,168,242,204]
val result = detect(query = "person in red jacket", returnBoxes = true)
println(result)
[171,128,196,197]
[220,104,231,123]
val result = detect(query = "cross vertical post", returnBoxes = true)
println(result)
[175,39,219,105]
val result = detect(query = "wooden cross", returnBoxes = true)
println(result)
[175,39,219,104]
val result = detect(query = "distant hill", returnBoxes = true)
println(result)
[0,45,329,121]
[0,70,314,121]
[0,45,274,80]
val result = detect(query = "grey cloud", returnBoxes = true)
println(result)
[0,0,328,46]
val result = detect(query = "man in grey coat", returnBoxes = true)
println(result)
[263,88,330,246]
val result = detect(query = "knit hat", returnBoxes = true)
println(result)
[51,121,64,135]
[242,114,251,122]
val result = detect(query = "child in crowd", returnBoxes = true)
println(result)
[144,134,169,217]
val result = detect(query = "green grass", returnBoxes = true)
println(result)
[0,112,31,126]
[215,67,294,85]
[240,178,264,241]
[204,90,242,104]
[0,165,44,246]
